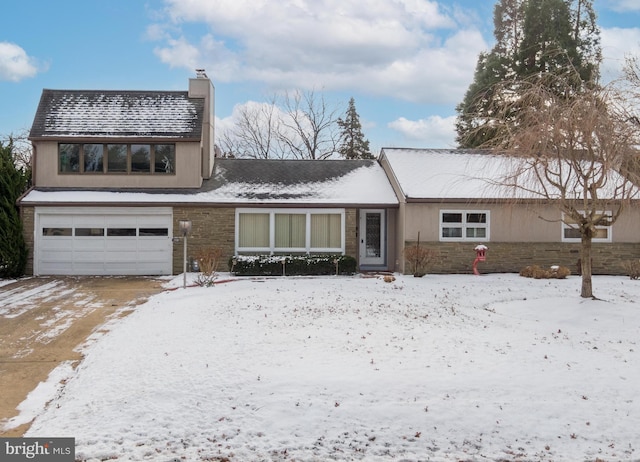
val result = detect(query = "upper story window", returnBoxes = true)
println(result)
[83,144,103,173]
[59,144,80,172]
[59,143,175,175]
[562,211,612,243]
[440,210,490,241]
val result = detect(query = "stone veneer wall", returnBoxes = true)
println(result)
[405,240,640,276]
[172,206,236,274]
[172,207,359,275]
[345,209,357,258]
[20,205,35,275]
[20,205,359,276]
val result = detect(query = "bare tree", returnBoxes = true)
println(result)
[1,129,32,171]
[218,100,283,159]
[276,89,340,160]
[218,90,341,160]
[483,73,639,298]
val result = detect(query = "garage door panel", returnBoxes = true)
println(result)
[74,251,110,262]
[36,207,173,276]
[104,251,142,262]
[73,262,107,272]
[73,215,106,226]
[73,240,106,251]
[39,260,74,274]
[105,239,139,251]
[137,239,170,250]
[41,249,74,260]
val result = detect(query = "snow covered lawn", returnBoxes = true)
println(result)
[10,274,640,461]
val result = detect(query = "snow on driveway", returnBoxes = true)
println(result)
[10,274,640,461]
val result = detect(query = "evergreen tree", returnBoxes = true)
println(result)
[455,0,601,148]
[337,97,373,159]
[0,140,28,278]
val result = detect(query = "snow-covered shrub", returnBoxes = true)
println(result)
[622,260,640,280]
[229,255,357,276]
[519,265,571,279]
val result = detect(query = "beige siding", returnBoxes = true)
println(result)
[33,140,203,188]
[402,202,640,243]
[189,78,215,179]
[610,207,640,242]
[398,202,640,275]
[403,203,561,242]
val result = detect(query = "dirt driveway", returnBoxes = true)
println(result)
[0,276,165,437]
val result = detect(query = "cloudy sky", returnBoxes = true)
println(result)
[2,0,640,152]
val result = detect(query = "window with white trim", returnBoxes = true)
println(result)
[236,209,345,254]
[562,211,612,242]
[440,210,489,241]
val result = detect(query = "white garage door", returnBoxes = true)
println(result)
[35,207,173,276]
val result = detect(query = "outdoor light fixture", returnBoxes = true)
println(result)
[179,219,192,237]
[178,219,192,288]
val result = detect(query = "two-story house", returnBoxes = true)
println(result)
[19,75,640,277]
[19,74,399,276]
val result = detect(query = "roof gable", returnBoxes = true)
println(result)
[29,89,204,139]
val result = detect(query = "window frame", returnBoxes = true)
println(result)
[561,211,612,243]
[235,208,346,255]
[439,209,490,242]
[58,143,176,175]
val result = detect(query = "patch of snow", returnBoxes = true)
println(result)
[0,280,65,318]
[0,278,17,288]
[3,361,76,430]
[9,274,640,461]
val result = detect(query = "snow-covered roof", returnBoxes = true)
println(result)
[29,89,204,139]
[20,158,399,206]
[381,147,640,201]
[381,148,510,200]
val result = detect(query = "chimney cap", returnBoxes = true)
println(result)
[195,69,208,79]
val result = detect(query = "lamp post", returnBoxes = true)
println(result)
[179,219,192,288]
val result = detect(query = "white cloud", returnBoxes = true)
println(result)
[151,0,487,105]
[154,36,201,70]
[0,42,40,82]
[600,27,640,82]
[608,0,640,12]
[388,115,456,148]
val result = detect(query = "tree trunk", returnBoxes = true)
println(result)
[580,232,593,298]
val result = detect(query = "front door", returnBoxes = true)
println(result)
[359,209,385,266]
